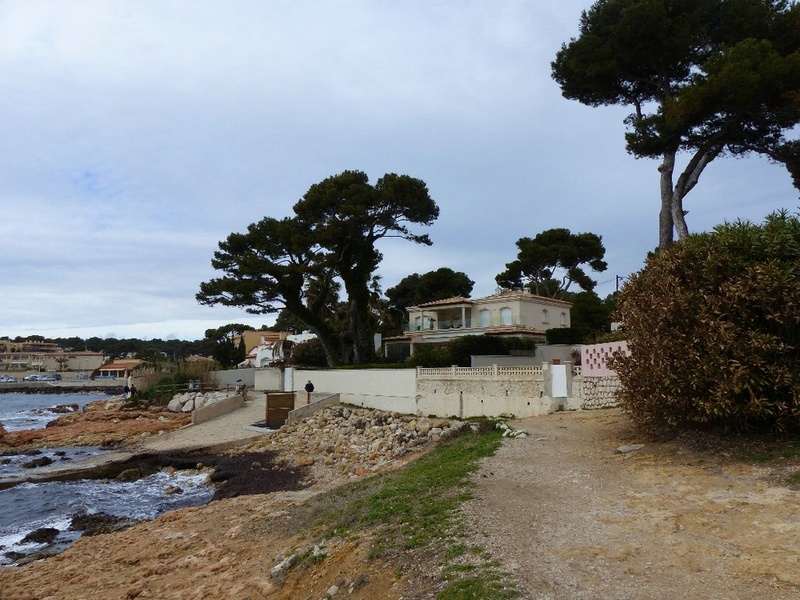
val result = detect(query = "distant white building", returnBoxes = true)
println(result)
[245,330,318,367]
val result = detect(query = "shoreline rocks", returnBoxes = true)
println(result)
[245,404,464,483]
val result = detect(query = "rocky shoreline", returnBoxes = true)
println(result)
[0,397,191,451]
[0,396,461,571]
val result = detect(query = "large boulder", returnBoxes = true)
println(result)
[166,397,184,412]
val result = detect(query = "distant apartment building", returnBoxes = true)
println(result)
[0,339,105,373]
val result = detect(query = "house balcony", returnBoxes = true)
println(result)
[404,314,536,335]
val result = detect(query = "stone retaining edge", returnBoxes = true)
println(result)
[287,393,340,424]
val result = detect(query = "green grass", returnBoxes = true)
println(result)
[438,575,518,600]
[306,422,519,597]
[746,439,800,463]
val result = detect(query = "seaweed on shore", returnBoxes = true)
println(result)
[205,451,309,500]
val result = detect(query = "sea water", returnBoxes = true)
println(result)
[0,471,213,565]
[0,392,109,432]
[0,393,214,565]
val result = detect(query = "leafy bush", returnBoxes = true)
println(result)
[134,361,218,405]
[612,211,800,432]
[592,330,627,344]
[448,335,510,367]
[408,335,536,367]
[139,373,194,406]
[288,338,329,368]
[545,327,593,345]
[408,344,452,368]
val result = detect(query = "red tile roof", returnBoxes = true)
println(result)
[99,359,144,371]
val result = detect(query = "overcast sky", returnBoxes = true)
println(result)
[1,1,795,341]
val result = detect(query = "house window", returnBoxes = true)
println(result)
[479,309,490,327]
[500,307,512,326]
[415,316,422,330]
[560,312,567,326]
[541,309,549,324]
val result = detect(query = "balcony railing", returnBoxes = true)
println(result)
[404,315,531,332]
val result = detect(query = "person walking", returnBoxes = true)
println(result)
[304,380,314,403]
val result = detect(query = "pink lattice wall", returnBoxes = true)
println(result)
[581,341,629,377]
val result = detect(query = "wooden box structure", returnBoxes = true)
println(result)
[266,392,295,428]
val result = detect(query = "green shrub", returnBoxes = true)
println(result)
[288,338,329,367]
[545,327,593,345]
[448,336,510,367]
[612,210,800,432]
[407,335,535,368]
[408,344,452,368]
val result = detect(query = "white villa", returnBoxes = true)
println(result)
[384,289,572,359]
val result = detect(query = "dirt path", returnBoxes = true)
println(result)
[461,409,800,599]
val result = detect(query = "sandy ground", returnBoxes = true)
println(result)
[2,406,800,599]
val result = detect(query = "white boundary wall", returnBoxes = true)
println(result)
[254,367,284,391]
[268,354,625,418]
[291,368,417,413]
[215,368,256,388]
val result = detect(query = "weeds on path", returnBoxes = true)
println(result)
[309,422,519,598]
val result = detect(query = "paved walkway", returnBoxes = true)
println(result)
[134,393,270,453]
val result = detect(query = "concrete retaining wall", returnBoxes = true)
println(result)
[287,393,341,423]
[191,394,245,425]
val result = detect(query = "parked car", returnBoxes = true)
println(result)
[23,374,42,381]
[39,374,62,381]
[0,375,17,383]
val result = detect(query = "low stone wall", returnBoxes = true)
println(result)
[415,366,552,418]
[579,375,623,409]
[192,394,245,425]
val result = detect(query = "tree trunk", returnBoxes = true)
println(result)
[671,187,690,241]
[284,299,343,367]
[658,150,676,250]
[346,287,375,365]
[672,143,722,242]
